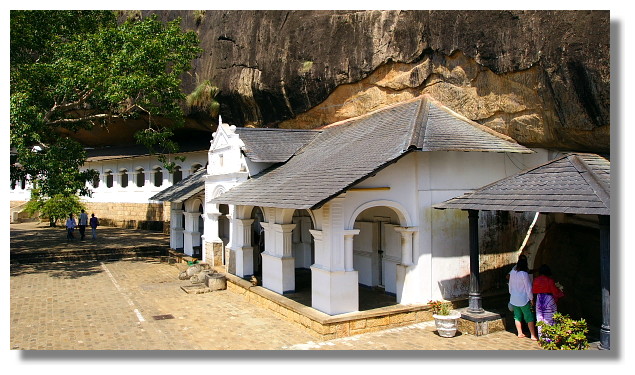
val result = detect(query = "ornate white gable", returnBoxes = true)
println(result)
[207,117,247,176]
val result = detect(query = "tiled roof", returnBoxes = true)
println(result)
[211,95,532,210]
[149,168,206,202]
[235,128,321,163]
[85,136,211,162]
[434,153,610,215]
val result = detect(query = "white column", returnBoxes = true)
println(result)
[183,212,200,256]
[394,227,417,266]
[170,207,184,249]
[261,222,296,294]
[394,226,420,304]
[309,199,359,315]
[232,218,255,277]
[343,229,360,271]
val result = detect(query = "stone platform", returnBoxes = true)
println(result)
[457,308,508,336]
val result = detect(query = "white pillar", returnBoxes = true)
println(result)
[232,218,255,277]
[170,207,184,250]
[183,212,200,256]
[394,227,417,266]
[343,229,360,271]
[309,199,359,315]
[261,222,296,294]
[394,226,420,304]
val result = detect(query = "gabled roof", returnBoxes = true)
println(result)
[211,95,532,210]
[433,153,610,215]
[235,127,321,163]
[149,168,206,203]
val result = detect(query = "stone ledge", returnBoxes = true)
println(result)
[216,267,435,340]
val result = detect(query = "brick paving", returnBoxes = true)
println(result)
[8,221,587,351]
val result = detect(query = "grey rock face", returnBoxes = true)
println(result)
[137,10,609,152]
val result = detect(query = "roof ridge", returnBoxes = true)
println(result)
[407,96,429,150]
[425,96,519,144]
[316,95,429,130]
[568,153,610,210]
[237,127,321,131]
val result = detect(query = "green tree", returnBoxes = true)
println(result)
[10,10,202,202]
[24,190,86,227]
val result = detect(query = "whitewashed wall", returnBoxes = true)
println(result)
[81,152,208,203]
[339,149,549,304]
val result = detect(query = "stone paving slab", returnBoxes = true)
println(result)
[9,221,599,351]
[10,257,546,351]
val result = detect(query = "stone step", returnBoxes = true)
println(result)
[10,246,167,264]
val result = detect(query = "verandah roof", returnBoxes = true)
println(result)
[433,152,610,215]
[149,168,206,203]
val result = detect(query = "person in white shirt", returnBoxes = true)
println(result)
[65,213,77,241]
[78,209,89,240]
[508,257,538,341]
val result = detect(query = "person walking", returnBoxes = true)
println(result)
[532,264,564,338]
[89,213,99,240]
[78,209,89,240]
[509,257,538,341]
[65,213,77,241]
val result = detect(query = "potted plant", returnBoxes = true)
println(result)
[428,300,461,337]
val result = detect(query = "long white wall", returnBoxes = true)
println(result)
[81,152,208,203]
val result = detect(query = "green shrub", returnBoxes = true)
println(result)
[537,312,589,350]
[25,192,86,226]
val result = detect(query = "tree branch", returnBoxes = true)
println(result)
[43,89,94,123]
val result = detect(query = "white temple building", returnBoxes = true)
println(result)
[152,95,552,316]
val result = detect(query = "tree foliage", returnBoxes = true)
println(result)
[24,190,86,226]
[10,10,202,199]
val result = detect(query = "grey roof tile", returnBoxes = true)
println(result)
[235,128,320,163]
[434,153,610,215]
[212,95,532,209]
[149,168,206,202]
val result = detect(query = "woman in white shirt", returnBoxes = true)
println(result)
[509,257,538,340]
[65,213,77,241]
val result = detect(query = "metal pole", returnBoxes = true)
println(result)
[468,209,483,313]
[599,215,610,350]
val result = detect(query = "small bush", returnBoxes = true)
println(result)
[428,300,452,315]
[537,312,589,350]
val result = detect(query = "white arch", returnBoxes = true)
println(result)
[347,200,413,229]
[185,197,204,213]
[211,185,227,199]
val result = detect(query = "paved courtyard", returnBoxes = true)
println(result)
[8,222,577,351]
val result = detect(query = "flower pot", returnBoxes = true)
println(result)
[433,311,461,337]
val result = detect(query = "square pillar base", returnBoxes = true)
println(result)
[261,253,295,294]
[233,246,254,278]
[456,308,506,336]
[396,263,423,305]
[311,266,358,315]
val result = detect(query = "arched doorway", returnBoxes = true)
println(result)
[195,203,204,258]
[251,207,265,275]
[352,206,403,307]
[292,209,314,295]
[179,203,185,250]
[218,204,230,247]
